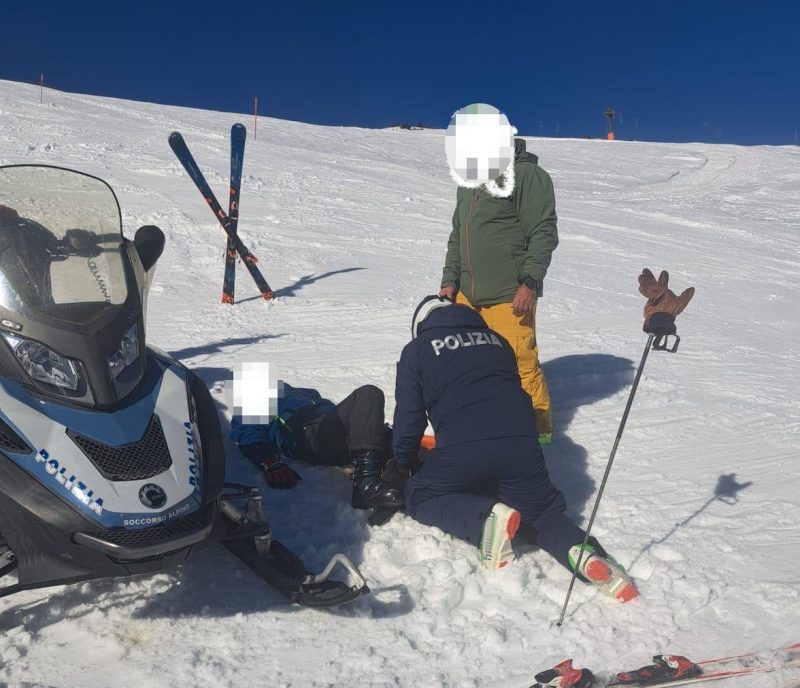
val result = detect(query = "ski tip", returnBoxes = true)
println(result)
[262,291,274,301]
[168,131,182,143]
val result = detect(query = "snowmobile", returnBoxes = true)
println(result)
[0,164,368,607]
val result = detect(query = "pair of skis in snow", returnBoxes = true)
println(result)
[169,125,273,302]
[529,642,800,688]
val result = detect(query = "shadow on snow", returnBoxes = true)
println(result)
[541,353,635,522]
[235,267,367,303]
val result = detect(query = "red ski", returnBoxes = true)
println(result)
[529,643,800,688]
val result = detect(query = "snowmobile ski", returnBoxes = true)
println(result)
[223,537,369,608]
[168,131,273,300]
[222,124,246,304]
[0,536,16,580]
[217,484,369,607]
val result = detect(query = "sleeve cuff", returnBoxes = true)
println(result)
[240,441,279,463]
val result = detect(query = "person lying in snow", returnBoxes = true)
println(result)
[391,295,638,602]
[231,383,405,511]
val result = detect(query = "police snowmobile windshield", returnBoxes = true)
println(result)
[0,165,127,330]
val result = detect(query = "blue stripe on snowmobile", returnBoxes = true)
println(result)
[0,352,167,445]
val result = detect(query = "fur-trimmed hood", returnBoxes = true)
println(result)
[513,138,538,166]
[449,138,538,198]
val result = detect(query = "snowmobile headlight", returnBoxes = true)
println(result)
[2,333,82,391]
[108,323,139,379]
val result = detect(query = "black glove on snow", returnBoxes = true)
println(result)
[260,457,302,490]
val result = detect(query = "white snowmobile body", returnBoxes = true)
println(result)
[0,356,201,530]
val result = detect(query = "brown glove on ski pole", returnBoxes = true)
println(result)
[638,269,695,347]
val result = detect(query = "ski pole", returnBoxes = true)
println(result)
[557,333,655,626]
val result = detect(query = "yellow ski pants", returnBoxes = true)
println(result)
[456,292,553,440]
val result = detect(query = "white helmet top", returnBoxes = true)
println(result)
[411,295,453,339]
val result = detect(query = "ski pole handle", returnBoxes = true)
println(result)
[652,333,680,353]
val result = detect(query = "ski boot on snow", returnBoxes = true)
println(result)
[611,655,701,685]
[350,450,405,512]
[531,659,596,688]
[479,503,521,570]
[568,542,638,602]
[366,457,409,526]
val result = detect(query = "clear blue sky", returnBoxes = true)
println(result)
[2,0,797,145]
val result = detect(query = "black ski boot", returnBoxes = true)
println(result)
[350,450,405,511]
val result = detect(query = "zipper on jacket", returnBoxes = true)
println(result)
[464,189,481,302]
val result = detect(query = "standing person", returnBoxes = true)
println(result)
[232,383,404,511]
[440,104,558,444]
[392,296,638,602]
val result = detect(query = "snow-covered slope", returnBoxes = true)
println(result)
[1,78,798,688]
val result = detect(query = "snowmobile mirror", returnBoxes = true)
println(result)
[134,225,165,272]
[63,228,102,258]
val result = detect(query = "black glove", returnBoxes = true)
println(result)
[260,457,302,490]
[381,458,408,496]
[239,441,301,489]
[394,454,420,477]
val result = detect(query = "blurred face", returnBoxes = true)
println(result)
[445,103,515,184]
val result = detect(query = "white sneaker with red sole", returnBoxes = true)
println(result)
[479,503,521,570]
[568,543,639,602]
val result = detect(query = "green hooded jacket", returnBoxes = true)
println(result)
[441,138,558,306]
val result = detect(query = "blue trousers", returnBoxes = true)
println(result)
[405,437,586,571]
